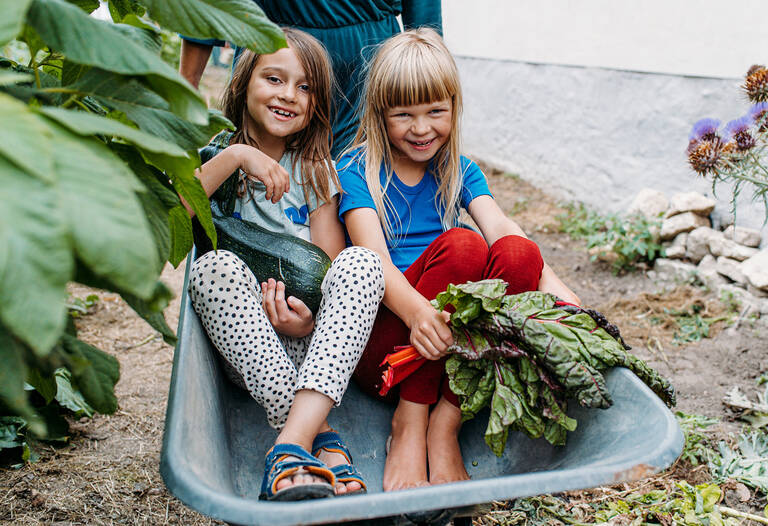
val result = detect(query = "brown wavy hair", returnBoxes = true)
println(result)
[220,27,339,204]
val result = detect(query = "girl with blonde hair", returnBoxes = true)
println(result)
[338,28,580,491]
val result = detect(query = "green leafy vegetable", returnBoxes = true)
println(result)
[435,279,675,456]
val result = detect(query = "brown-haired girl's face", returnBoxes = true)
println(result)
[245,46,311,144]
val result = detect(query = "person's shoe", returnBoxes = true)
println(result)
[312,430,367,495]
[259,443,335,501]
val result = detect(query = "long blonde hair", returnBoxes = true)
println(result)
[349,28,463,241]
[221,27,339,204]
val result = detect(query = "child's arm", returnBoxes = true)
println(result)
[468,195,581,305]
[344,208,453,360]
[309,198,346,260]
[182,144,291,217]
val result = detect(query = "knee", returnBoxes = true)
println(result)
[189,250,245,293]
[434,228,489,273]
[325,246,385,299]
[490,235,543,269]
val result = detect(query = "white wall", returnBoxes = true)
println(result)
[443,0,768,79]
[442,0,767,237]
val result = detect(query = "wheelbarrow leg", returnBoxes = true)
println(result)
[452,517,472,526]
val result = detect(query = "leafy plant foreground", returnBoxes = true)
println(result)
[0,0,285,458]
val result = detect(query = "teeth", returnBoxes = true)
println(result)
[272,108,295,117]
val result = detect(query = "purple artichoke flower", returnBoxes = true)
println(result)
[749,102,768,130]
[688,118,721,143]
[723,115,756,151]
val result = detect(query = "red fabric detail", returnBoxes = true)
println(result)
[353,229,543,408]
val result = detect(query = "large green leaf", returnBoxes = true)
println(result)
[107,0,145,22]
[26,368,57,405]
[63,68,232,150]
[143,150,217,248]
[168,205,193,267]
[141,0,285,53]
[0,92,54,182]
[0,156,71,355]
[54,368,94,418]
[0,327,40,434]
[27,0,208,125]
[59,334,119,414]
[39,106,188,157]
[0,0,33,46]
[121,284,177,346]
[45,119,160,299]
[64,0,99,13]
[0,71,33,86]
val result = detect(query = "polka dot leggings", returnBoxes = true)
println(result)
[188,247,385,429]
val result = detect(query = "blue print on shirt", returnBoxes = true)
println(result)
[285,204,309,225]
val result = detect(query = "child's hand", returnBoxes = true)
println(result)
[408,306,453,360]
[261,278,314,338]
[235,145,291,203]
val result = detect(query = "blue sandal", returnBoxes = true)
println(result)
[259,443,336,501]
[312,430,367,495]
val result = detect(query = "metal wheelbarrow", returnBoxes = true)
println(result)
[160,257,684,526]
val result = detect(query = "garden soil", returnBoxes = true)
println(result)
[1,67,767,524]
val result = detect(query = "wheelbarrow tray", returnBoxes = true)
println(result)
[161,259,683,526]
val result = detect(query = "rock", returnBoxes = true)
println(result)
[686,227,721,263]
[697,254,727,289]
[664,232,687,259]
[666,192,716,218]
[723,225,762,247]
[709,236,759,261]
[716,256,746,285]
[741,249,768,290]
[710,207,734,231]
[653,258,698,284]
[747,284,768,298]
[660,212,709,241]
[628,188,669,220]
[588,244,618,264]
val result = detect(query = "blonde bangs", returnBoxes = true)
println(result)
[347,28,465,242]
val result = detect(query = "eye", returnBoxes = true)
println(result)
[298,84,311,92]
[430,108,446,115]
[266,76,281,84]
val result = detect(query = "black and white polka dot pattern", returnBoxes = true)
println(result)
[188,247,384,429]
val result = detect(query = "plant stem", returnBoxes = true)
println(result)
[718,505,768,524]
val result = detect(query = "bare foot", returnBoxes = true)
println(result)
[426,397,469,485]
[315,447,362,495]
[383,399,430,491]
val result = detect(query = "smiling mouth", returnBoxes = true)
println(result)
[270,107,297,119]
[408,138,434,150]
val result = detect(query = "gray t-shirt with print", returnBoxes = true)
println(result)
[234,153,338,242]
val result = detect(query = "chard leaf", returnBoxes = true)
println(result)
[485,382,521,457]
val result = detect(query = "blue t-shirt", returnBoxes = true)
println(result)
[337,150,492,272]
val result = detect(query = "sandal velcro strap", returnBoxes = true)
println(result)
[312,430,367,495]
[259,443,335,501]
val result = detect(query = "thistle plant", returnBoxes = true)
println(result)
[687,65,768,219]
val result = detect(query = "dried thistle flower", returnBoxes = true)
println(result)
[723,115,756,151]
[743,65,768,103]
[688,118,721,145]
[687,139,723,175]
[749,102,768,131]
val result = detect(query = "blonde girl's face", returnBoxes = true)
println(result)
[384,99,453,170]
[245,46,311,145]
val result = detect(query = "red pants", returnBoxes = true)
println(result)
[353,228,544,407]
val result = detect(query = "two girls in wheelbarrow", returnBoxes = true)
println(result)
[183,28,385,500]
[338,28,581,491]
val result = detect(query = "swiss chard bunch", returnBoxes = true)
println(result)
[432,279,676,456]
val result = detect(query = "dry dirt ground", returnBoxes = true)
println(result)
[2,67,767,525]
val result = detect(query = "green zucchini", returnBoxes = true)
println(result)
[211,214,331,314]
